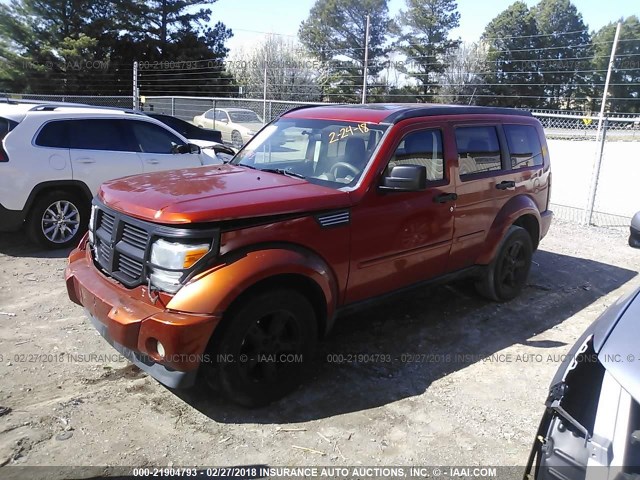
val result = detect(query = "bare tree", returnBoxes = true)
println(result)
[436,41,488,104]
[229,35,322,102]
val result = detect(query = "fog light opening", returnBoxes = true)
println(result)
[156,340,166,359]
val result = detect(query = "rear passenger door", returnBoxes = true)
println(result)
[449,122,547,271]
[449,124,515,271]
[128,120,202,173]
[67,119,143,195]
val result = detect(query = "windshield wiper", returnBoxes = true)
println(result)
[260,168,306,179]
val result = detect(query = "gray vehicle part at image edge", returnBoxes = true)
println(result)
[524,286,640,480]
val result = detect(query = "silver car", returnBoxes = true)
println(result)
[524,286,640,479]
[193,108,263,149]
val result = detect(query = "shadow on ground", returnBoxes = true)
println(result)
[174,249,637,423]
[0,231,73,259]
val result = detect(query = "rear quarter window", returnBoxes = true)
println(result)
[0,117,18,139]
[504,124,543,169]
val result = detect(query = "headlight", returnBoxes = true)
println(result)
[247,130,256,136]
[149,239,210,293]
[88,205,97,244]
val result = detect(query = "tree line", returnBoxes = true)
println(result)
[296,0,640,112]
[0,0,639,112]
[0,0,236,97]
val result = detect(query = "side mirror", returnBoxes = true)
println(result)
[379,165,427,192]
[218,118,229,124]
[172,143,201,154]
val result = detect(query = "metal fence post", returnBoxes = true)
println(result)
[584,118,609,226]
[132,61,139,110]
[213,99,216,130]
[171,97,175,116]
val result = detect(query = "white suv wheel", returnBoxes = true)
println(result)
[41,200,81,244]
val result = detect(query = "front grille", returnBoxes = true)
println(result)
[92,207,154,288]
[90,202,220,290]
[122,224,148,251]
[99,211,115,236]
[116,254,144,281]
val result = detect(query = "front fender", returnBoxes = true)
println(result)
[476,195,541,265]
[166,245,338,322]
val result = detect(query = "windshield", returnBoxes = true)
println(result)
[231,118,388,189]
[229,111,262,123]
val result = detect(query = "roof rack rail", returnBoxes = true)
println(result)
[26,103,144,115]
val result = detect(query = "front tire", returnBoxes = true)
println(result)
[202,288,318,408]
[475,225,533,302]
[231,130,243,149]
[27,191,88,249]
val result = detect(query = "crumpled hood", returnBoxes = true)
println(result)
[548,286,640,404]
[98,164,351,224]
[595,286,640,403]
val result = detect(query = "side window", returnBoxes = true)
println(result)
[390,129,444,182]
[455,126,502,177]
[35,121,70,148]
[204,110,214,120]
[504,124,543,169]
[130,121,185,154]
[68,120,133,151]
[214,110,226,121]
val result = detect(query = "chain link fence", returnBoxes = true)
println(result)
[4,93,638,229]
[5,93,134,109]
[530,109,640,141]
[140,96,322,123]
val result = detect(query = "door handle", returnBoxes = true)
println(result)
[76,158,95,164]
[146,159,160,164]
[496,181,516,190]
[433,192,458,203]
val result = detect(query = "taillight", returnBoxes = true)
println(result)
[0,118,17,162]
[0,144,8,162]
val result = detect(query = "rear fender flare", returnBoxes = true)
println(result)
[476,195,541,265]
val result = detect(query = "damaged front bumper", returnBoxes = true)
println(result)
[65,240,221,389]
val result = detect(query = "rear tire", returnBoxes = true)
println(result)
[27,190,88,249]
[201,288,318,408]
[475,225,533,302]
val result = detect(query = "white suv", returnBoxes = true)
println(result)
[0,101,219,249]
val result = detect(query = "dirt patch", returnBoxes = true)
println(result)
[0,219,639,473]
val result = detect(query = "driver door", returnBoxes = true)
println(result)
[346,125,455,303]
[129,120,202,172]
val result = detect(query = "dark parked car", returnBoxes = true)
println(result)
[147,113,223,143]
[524,286,640,479]
[631,211,640,248]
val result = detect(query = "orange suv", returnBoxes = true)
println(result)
[65,104,553,407]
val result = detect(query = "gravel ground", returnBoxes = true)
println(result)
[0,219,638,476]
